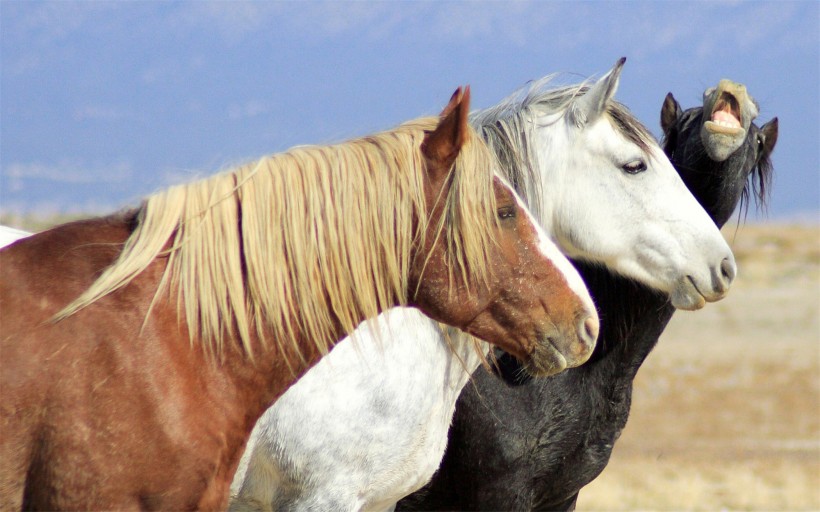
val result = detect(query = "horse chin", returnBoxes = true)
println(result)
[700,125,746,162]
[522,342,568,378]
[670,277,707,311]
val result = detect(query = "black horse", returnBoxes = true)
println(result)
[398,81,778,511]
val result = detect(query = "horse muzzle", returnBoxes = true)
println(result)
[524,315,599,377]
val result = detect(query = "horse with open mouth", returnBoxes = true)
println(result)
[662,78,778,227]
[0,88,598,511]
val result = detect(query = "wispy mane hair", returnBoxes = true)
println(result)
[470,75,656,219]
[56,117,499,366]
[744,144,774,214]
[736,124,775,220]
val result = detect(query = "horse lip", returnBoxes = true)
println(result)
[704,120,745,136]
[523,336,568,377]
[688,274,730,304]
[672,276,707,311]
[686,275,707,301]
[705,90,745,136]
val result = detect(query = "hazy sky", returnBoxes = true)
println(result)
[2,1,818,221]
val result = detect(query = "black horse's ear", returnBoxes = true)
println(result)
[660,92,682,156]
[660,92,682,136]
[758,117,779,156]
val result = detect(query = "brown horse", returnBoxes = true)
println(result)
[0,88,597,510]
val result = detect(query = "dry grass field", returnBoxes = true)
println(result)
[578,224,820,511]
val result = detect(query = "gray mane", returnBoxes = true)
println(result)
[470,75,656,219]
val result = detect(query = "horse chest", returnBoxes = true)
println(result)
[231,309,484,510]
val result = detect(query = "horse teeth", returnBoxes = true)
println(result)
[711,110,740,128]
[707,120,741,131]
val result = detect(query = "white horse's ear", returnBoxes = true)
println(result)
[569,57,626,128]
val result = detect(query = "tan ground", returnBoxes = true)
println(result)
[577,224,820,511]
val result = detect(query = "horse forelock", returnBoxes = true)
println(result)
[604,102,656,156]
[56,116,499,367]
[411,116,500,300]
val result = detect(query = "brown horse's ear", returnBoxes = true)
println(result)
[660,92,682,135]
[422,86,471,180]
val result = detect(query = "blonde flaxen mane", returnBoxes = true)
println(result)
[57,117,499,365]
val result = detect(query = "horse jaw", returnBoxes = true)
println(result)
[701,79,759,162]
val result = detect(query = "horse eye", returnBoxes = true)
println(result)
[622,160,647,175]
[497,205,517,220]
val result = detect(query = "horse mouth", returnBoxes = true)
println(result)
[522,337,568,377]
[670,276,707,311]
[705,91,744,136]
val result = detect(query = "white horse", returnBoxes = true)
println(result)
[229,58,736,511]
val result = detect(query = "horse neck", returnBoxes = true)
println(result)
[572,261,674,379]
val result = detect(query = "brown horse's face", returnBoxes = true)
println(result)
[410,88,598,377]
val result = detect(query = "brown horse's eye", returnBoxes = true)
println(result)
[497,206,517,220]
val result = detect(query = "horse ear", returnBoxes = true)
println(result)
[758,117,779,156]
[570,57,625,127]
[422,86,470,180]
[660,92,682,135]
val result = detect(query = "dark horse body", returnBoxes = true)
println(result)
[399,81,777,510]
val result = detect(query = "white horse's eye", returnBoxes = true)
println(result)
[621,160,647,175]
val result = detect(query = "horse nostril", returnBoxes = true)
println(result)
[720,257,737,285]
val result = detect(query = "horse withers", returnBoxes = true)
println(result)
[0,88,596,510]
